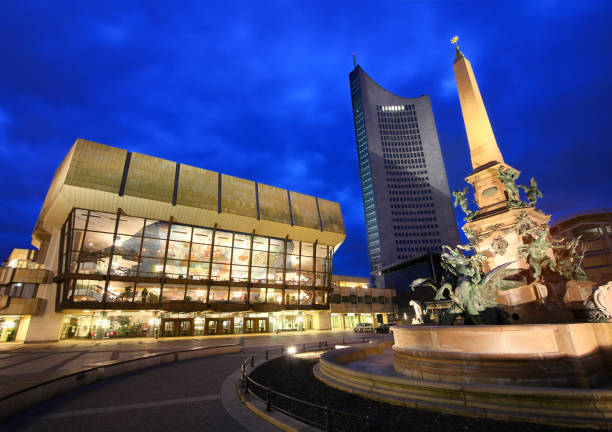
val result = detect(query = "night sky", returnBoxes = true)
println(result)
[1,1,611,278]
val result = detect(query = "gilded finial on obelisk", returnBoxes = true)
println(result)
[451,35,461,53]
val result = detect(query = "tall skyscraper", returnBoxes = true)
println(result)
[349,65,460,287]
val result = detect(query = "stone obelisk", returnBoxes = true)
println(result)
[451,37,591,323]
[451,39,550,272]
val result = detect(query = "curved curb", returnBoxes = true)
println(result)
[0,343,240,421]
[315,343,612,430]
[237,384,300,432]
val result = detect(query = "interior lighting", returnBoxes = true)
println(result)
[287,346,297,355]
[1,321,16,329]
[149,318,161,325]
[335,345,350,349]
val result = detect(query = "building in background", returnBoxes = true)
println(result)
[329,275,397,330]
[380,253,442,317]
[550,209,612,284]
[0,139,346,342]
[349,65,460,287]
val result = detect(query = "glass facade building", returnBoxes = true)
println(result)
[58,208,333,309]
[0,138,347,342]
[349,66,460,287]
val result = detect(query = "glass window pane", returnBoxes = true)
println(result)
[267,268,283,284]
[266,288,283,304]
[269,239,284,253]
[300,256,314,271]
[250,287,266,303]
[117,215,144,236]
[188,261,210,279]
[21,284,36,298]
[141,238,166,257]
[315,273,325,287]
[167,241,189,260]
[232,248,250,265]
[74,209,88,230]
[209,287,228,302]
[114,234,141,256]
[300,271,314,285]
[233,233,250,249]
[193,227,213,244]
[251,266,267,283]
[190,243,211,262]
[301,242,314,257]
[162,283,185,301]
[71,230,85,251]
[231,265,249,282]
[87,211,117,233]
[285,289,298,305]
[83,232,114,254]
[286,254,299,271]
[139,258,164,277]
[214,231,233,247]
[285,270,299,285]
[316,244,328,258]
[170,225,192,241]
[110,255,139,276]
[212,246,231,264]
[106,281,136,303]
[286,240,299,255]
[144,220,169,239]
[165,260,188,278]
[186,286,207,302]
[135,283,161,304]
[229,288,247,303]
[251,250,267,267]
[268,251,284,269]
[72,280,105,302]
[253,236,268,251]
[211,264,230,281]
[315,291,327,305]
[299,289,313,305]
[316,258,327,273]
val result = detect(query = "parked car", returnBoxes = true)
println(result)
[374,323,395,334]
[353,323,374,333]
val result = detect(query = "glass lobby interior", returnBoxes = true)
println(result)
[55,209,335,338]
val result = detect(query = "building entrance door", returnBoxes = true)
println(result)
[244,318,269,333]
[161,318,194,337]
[205,318,234,335]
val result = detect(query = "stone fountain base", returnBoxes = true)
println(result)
[314,323,612,429]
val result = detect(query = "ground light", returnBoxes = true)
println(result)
[287,346,297,355]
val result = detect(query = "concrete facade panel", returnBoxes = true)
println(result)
[221,174,257,219]
[290,192,320,230]
[65,139,125,194]
[258,183,291,224]
[318,199,345,234]
[176,164,218,211]
[124,152,175,203]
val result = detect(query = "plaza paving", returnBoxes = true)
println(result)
[0,330,389,431]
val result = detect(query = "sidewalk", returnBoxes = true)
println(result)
[0,330,376,399]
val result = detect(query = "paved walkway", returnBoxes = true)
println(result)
[0,331,391,431]
[0,331,383,399]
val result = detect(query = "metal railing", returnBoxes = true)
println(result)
[240,335,394,432]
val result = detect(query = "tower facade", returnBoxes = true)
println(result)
[349,66,460,287]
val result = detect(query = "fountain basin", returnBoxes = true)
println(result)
[392,323,612,388]
[314,323,612,429]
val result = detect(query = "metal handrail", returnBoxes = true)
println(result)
[240,335,392,432]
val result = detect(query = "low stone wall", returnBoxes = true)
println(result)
[0,344,240,421]
[314,342,612,430]
[392,323,612,388]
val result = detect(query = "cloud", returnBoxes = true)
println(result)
[0,0,611,277]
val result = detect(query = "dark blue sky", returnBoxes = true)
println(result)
[1,1,611,277]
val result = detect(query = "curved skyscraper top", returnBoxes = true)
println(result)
[349,65,459,287]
